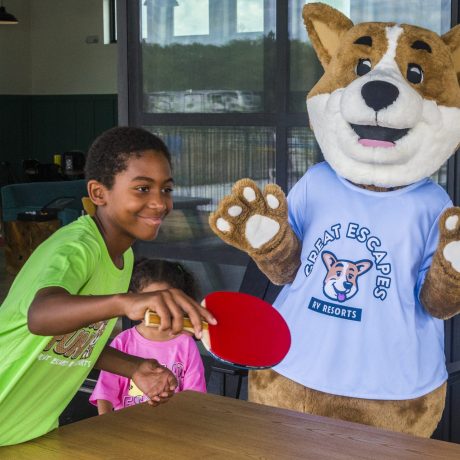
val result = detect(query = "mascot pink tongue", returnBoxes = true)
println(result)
[359,139,394,148]
[209,2,460,438]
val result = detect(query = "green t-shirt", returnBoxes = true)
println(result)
[0,215,134,445]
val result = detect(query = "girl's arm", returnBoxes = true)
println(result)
[28,287,216,337]
[97,399,114,415]
[182,339,207,392]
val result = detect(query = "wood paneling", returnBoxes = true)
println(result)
[0,95,117,179]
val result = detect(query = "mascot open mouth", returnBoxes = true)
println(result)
[333,284,349,302]
[350,124,410,148]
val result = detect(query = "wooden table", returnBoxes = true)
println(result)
[3,391,460,459]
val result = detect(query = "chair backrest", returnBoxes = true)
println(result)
[1,180,87,225]
[239,259,282,305]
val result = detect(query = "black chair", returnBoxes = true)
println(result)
[209,361,247,399]
[22,159,63,182]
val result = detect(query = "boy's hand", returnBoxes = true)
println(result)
[124,289,217,339]
[132,359,177,406]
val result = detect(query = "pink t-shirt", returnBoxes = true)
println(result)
[89,327,206,410]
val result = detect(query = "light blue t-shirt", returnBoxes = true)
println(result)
[273,162,450,400]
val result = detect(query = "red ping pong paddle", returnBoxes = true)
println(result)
[144,291,291,369]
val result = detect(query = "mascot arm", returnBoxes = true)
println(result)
[421,207,460,319]
[209,178,301,285]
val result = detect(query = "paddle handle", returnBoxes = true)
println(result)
[144,311,209,331]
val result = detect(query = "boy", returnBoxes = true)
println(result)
[0,127,216,445]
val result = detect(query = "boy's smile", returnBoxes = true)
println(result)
[93,149,174,262]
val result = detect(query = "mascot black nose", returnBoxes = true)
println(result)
[361,81,399,112]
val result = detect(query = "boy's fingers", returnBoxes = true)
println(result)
[199,298,217,324]
[143,290,217,338]
[199,306,216,324]
[149,296,173,331]
[164,290,204,338]
[161,290,188,334]
[174,292,217,335]
[157,290,188,334]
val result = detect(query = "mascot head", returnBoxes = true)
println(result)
[303,2,460,187]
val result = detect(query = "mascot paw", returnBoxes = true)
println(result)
[209,179,288,253]
[440,207,460,273]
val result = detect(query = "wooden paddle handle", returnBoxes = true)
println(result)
[144,311,209,331]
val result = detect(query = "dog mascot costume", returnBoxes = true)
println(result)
[209,3,460,437]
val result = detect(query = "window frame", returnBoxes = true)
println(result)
[118,0,460,199]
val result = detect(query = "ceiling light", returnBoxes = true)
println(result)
[0,2,18,25]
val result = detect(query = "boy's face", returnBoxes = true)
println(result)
[99,149,174,243]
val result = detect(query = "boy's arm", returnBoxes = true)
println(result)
[96,345,177,406]
[29,287,127,335]
[28,287,216,337]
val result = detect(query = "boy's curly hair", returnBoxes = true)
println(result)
[129,258,200,301]
[85,126,171,189]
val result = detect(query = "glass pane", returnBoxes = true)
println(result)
[348,0,451,32]
[174,0,209,36]
[134,126,276,295]
[287,129,448,191]
[431,163,448,190]
[141,0,276,113]
[287,127,322,191]
[289,0,452,113]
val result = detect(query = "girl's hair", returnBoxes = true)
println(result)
[85,126,172,189]
[129,258,200,300]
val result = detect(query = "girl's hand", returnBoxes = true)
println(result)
[131,359,177,406]
[124,289,217,339]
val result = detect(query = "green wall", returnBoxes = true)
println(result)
[0,94,117,180]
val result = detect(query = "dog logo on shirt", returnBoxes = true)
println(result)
[321,251,372,302]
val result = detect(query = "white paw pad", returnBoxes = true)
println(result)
[266,194,279,209]
[243,187,256,202]
[443,241,460,272]
[445,215,459,231]
[245,214,280,249]
[216,217,231,232]
[228,206,242,217]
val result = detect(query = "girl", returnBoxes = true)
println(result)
[90,258,207,414]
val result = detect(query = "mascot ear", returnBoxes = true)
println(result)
[442,24,460,85]
[302,2,354,69]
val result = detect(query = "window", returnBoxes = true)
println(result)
[174,0,209,36]
[103,0,117,44]
[140,0,275,114]
[120,0,458,297]
[237,0,264,32]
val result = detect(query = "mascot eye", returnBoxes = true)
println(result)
[356,58,371,76]
[407,63,423,84]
